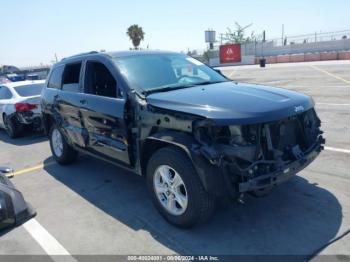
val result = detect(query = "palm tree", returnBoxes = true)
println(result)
[126,24,145,50]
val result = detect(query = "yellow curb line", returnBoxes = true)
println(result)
[309,65,350,85]
[10,161,55,177]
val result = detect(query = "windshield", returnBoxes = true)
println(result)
[14,83,44,97]
[113,54,228,94]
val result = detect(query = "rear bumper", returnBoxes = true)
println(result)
[15,112,42,129]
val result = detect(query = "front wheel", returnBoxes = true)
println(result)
[49,125,78,165]
[147,147,216,228]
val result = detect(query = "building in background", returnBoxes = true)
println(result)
[201,29,350,66]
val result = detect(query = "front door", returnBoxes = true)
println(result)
[80,59,130,165]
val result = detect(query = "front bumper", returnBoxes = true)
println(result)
[193,135,324,198]
[239,144,320,193]
[238,141,322,192]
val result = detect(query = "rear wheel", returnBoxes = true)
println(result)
[3,114,22,138]
[49,125,78,165]
[147,147,216,228]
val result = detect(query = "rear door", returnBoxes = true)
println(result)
[80,58,130,165]
[52,62,87,148]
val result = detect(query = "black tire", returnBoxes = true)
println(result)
[147,147,216,228]
[3,114,22,138]
[49,125,78,165]
[249,186,273,197]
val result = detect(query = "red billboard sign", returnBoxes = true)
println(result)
[219,44,241,63]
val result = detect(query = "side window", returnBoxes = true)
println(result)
[0,86,13,100]
[62,63,82,93]
[84,61,120,98]
[47,66,64,89]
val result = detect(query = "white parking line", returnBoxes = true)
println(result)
[325,146,350,154]
[317,103,350,106]
[310,65,350,85]
[286,85,350,88]
[228,70,235,78]
[23,219,77,262]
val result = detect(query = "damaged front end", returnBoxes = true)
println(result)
[193,108,325,198]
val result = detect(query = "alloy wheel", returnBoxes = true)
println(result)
[153,165,188,216]
[52,129,63,157]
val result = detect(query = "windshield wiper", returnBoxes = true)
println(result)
[188,80,229,86]
[142,80,229,96]
[142,85,194,96]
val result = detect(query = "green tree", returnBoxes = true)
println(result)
[224,22,258,44]
[126,24,145,50]
[202,50,211,63]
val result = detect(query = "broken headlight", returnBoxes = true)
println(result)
[194,123,259,164]
[195,123,258,147]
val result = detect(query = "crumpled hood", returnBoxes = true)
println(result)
[146,82,314,125]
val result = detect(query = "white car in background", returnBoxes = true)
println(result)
[0,80,45,138]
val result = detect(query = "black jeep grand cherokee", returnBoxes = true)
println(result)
[41,51,325,227]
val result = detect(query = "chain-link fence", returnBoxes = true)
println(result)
[199,29,350,66]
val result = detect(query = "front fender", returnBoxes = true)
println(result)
[143,130,228,197]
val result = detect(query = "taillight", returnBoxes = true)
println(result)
[15,103,38,112]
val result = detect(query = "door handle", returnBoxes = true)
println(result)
[79,99,87,105]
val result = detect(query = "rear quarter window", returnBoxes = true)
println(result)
[47,65,64,89]
[61,62,82,93]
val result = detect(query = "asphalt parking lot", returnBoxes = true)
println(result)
[0,60,350,261]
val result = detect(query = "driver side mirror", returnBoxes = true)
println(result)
[214,69,223,75]
[214,69,229,79]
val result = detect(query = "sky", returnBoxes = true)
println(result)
[1,0,349,66]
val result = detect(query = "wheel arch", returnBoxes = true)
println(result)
[140,130,195,176]
[141,130,227,196]
[2,112,16,124]
[1,112,6,127]
[42,113,55,136]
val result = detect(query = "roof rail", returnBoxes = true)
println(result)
[61,51,99,61]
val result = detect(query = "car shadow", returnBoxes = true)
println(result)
[43,156,342,259]
[0,129,46,146]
